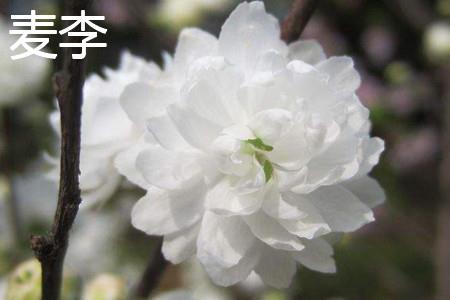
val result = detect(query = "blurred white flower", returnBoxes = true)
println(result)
[5,259,41,300]
[4,259,78,300]
[424,21,450,63]
[66,210,128,275]
[121,1,385,288]
[0,18,50,106]
[155,0,232,30]
[49,51,160,207]
[82,274,126,300]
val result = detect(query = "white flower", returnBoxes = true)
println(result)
[50,51,160,207]
[121,1,385,288]
[0,18,50,106]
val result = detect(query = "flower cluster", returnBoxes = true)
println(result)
[51,1,384,288]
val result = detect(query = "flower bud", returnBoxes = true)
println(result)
[5,259,41,300]
[5,259,79,300]
[82,274,126,300]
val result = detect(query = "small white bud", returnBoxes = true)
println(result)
[82,274,126,300]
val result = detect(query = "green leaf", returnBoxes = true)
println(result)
[246,138,274,152]
[263,160,274,183]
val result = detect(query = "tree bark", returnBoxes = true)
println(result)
[30,1,90,299]
[281,0,321,44]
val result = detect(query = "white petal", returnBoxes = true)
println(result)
[316,56,361,94]
[237,71,295,117]
[233,159,266,194]
[244,212,305,251]
[168,103,223,150]
[288,40,326,65]
[183,79,233,127]
[266,122,311,170]
[222,125,255,140]
[254,50,287,74]
[248,109,293,144]
[279,219,330,240]
[309,185,374,232]
[278,192,331,239]
[136,146,201,190]
[292,133,360,193]
[262,186,307,220]
[357,137,385,176]
[162,223,200,264]
[277,167,308,191]
[173,28,218,70]
[219,1,286,69]
[114,139,150,189]
[255,246,297,288]
[147,114,190,150]
[291,238,336,273]
[184,57,247,124]
[206,178,263,216]
[197,212,256,268]
[211,135,253,176]
[82,96,133,147]
[342,176,385,208]
[120,82,177,129]
[131,186,204,235]
[346,94,370,133]
[200,246,261,287]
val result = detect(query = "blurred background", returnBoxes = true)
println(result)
[0,0,449,299]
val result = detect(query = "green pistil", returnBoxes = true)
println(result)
[244,137,275,183]
[263,160,274,183]
[246,138,274,152]
[255,152,274,183]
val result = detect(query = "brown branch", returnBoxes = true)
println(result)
[132,238,169,299]
[281,0,321,44]
[30,1,90,299]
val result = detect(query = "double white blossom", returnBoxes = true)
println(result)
[50,51,160,206]
[118,1,385,288]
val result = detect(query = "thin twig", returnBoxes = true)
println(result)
[132,238,169,299]
[30,1,89,299]
[281,0,321,44]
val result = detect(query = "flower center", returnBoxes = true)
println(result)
[243,137,275,183]
[212,133,276,184]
